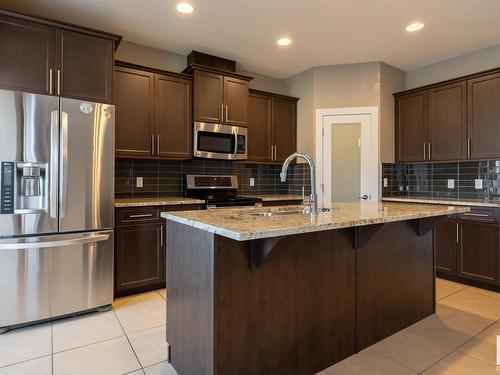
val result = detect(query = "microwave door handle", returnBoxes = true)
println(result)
[233,130,238,155]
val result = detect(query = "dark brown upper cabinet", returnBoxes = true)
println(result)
[467,72,500,159]
[192,67,251,125]
[155,73,192,159]
[0,14,54,95]
[55,29,114,103]
[248,92,272,162]
[114,66,154,158]
[396,91,428,162]
[428,82,466,161]
[0,9,120,103]
[395,68,500,163]
[247,89,298,163]
[114,62,193,160]
[272,96,297,162]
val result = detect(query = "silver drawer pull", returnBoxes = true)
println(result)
[129,214,154,218]
[463,213,490,217]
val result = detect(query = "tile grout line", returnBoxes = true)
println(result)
[111,307,146,372]
[51,322,54,375]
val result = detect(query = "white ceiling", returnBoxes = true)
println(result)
[2,0,500,78]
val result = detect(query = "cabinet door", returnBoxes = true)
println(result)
[434,219,457,275]
[194,70,223,123]
[0,14,54,95]
[458,221,499,285]
[115,223,165,294]
[271,97,297,162]
[396,91,428,162]
[467,73,500,159]
[428,82,466,161]
[154,74,192,159]
[223,76,249,125]
[56,29,114,103]
[114,66,154,158]
[248,92,272,162]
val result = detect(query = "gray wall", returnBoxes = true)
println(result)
[115,41,288,94]
[405,43,500,89]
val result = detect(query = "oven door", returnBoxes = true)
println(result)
[193,122,247,160]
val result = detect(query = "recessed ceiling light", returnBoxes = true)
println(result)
[176,2,194,14]
[277,38,292,46]
[406,22,424,32]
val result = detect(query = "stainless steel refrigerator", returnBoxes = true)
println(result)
[0,89,114,333]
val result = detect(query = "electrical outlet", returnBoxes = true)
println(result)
[383,178,388,188]
[250,178,255,187]
[136,177,143,188]
[399,185,403,192]
[474,179,483,189]
[447,179,455,189]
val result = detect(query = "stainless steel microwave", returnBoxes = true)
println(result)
[193,122,248,160]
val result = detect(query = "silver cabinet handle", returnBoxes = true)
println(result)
[456,222,459,243]
[423,143,426,160]
[160,225,164,247]
[57,69,61,96]
[428,142,431,160]
[49,69,53,95]
[467,138,471,158]
[463,213,490,217]
[156,135,160,155]
[49,110,59,219]
[221,104,225,122]
[151,135,155,155]
[0,233,110,250]
[59,111,69,218]
[225,105,229,122]
[270,145,273,160]
[129,214,153,218]
[274,145,277,161]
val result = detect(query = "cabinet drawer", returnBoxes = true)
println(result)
[116,207,159,225]
[459,208,497,223]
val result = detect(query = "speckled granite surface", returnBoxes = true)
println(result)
[242,194,304,202]
[115,197,204,208]
[161,202,469,241]
[382,197,500,208]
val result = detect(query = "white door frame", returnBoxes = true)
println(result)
[315,106,379,205]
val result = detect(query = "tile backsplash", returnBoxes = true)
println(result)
[115,158,312,198]
[382,160,500,201]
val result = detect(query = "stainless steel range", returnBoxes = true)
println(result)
[0,89,114,333]
[185,174,259,208]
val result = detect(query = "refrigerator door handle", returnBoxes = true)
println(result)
[0,232,110,250]
[60,111,69,218]
[49,111,59,219]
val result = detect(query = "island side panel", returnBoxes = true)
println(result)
[213,229,356,375]
[356,219,435,350]
[166,221,215,375]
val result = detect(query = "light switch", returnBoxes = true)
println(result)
[250,178,255,187]
[383,178,388,188]
[136,177,143,188]
[447,179,455,189]
[474,179,483,189]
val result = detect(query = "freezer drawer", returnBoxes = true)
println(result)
[0,230,113,329]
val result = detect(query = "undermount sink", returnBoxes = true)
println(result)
[248,207,331,217]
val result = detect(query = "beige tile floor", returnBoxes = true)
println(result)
[0,279,498,374]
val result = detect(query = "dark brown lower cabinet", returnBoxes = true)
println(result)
[458,221,499,285]
[435,209,500,288]
[115,222,165,297]
[435,219,457,275]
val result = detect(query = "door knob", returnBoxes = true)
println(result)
[359,195,368,200]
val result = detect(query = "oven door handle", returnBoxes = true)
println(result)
[233,129,238,156]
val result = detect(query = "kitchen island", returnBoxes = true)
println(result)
[161,202,469,375]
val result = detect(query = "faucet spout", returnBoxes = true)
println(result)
[280,152,318,214]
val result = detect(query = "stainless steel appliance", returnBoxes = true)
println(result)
[193,122,248,160]
[185,174,259,208]
[0,89,114,333]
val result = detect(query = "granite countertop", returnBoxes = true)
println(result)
[115,197,205,208]
[382,197,500,208]
[242,194,304,202]
[161,202,469,241]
